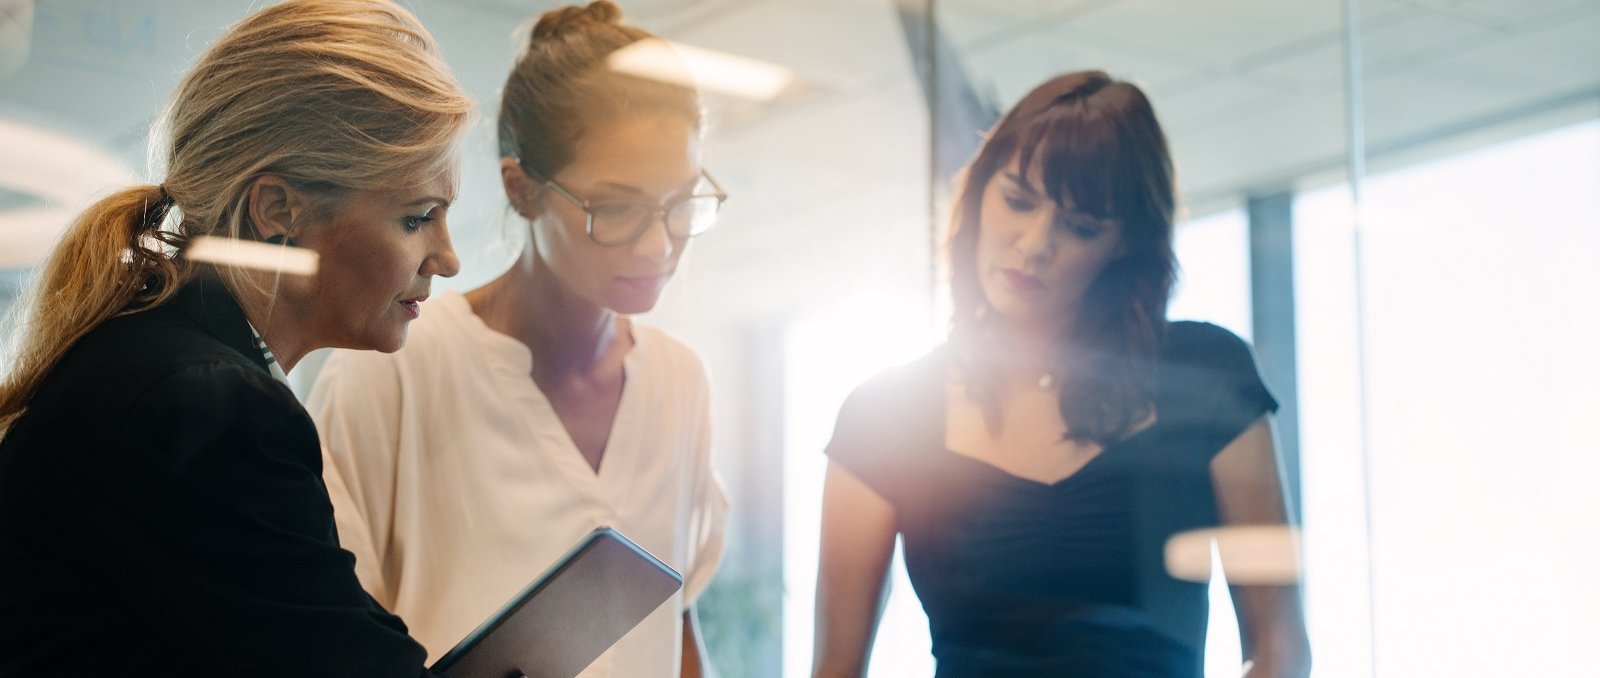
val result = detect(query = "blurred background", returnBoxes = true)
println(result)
[3,1,1597,676]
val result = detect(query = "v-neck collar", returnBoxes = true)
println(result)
[936,349,1161,489]
[445,292,644,493]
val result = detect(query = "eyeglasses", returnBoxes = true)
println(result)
[533,169,727,247]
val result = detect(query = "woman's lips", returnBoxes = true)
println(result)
[618,274,668,295]
[399,295,428,318]
[1000,268,1044,294]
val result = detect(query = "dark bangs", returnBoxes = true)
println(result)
[1016,99,1122,221]
[1006,79,1174,237]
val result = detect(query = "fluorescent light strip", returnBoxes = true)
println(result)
[0,207,74,268]
[0,117,135,267]
[607,38,794,102]
[0,119,130,206]
[186,236,318,277]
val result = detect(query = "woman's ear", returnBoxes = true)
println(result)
[245,175,311,242]
[501,156,540,218]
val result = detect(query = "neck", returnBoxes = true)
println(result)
[978,312,1075,386]
[470,246,620,376]
[999,325,1057,374]
[228,274,312,373]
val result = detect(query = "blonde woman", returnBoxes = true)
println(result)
[0,1,471,675]
[310,3,729,675]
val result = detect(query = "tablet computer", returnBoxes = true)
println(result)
[431,527,682,678]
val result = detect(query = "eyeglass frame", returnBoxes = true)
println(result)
[519,161,728,247]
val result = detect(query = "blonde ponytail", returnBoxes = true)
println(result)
[0,185,179,431]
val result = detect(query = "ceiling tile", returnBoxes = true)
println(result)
[1150,75,1287,129]
[1062,0,1346,66]
[964,30,1194,106]
[1361,10,1496,72]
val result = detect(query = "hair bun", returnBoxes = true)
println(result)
[530,1,624,42]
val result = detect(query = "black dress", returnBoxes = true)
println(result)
[825,322,1277,678]
[0,271,435,677]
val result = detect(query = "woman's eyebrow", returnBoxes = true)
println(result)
[404,196,452,209]
[595,176,702,199]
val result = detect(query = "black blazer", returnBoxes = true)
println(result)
[0,271,435,677]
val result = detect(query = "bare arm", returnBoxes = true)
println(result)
[681,607,710,678]
[1210,416,1312,678]
[812,462,898,678]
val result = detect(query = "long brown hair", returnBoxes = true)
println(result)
[949,71,1177,444]
[0,0,472,432]
[498,0,702,181]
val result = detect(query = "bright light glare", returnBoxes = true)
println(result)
[783,290,936,678]
[0,118,133,267]
[1166,525,1304,585]
[186,236,318,276]
[608,38,794,102]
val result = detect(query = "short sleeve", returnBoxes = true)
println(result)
[677,349,730,605]
[1159,322,1279,454]
[822,353,943,506]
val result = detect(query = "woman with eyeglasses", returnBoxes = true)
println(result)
[307,2,728,675]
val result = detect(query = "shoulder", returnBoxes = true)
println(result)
[1161,321,1264,380]
[1163,321,1254,360]
[844,345,948,412]
[632,323,710,387]
[6,302,317,489]
[134,359,303,427]
[116,359,317,482]
[822,347,947,500]
[832,345,948,440]
[632,323,703,369]
[1157,321,1277,439]
[36,307,267,417]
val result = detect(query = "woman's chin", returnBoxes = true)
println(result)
[379,326,410,353]
[349,325,409,354]
[606,291,664,316]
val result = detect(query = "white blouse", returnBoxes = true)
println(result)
[307,291,728,677]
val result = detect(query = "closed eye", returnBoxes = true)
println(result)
[1003,192,1039,213]
[1058,216,1106,240]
